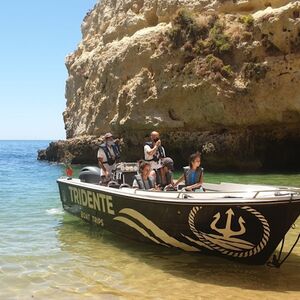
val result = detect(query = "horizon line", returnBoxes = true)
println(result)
[0,139,65,141]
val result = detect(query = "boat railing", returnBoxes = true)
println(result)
[177,190,185,199]
[176,189,195,199]
[175,187,300,200]
[252,188,300,199]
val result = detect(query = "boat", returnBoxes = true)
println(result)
[57,164,300,265]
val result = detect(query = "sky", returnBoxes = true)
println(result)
[0,0,97,140]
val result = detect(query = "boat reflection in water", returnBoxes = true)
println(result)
[56,213,300,298]
[57,165,300,266]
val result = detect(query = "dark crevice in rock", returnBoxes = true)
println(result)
[38,126,300,172]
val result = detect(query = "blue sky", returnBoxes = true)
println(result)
[0,1,97,140]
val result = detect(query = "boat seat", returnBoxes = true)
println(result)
[113,162,138,186]
[119,183,131,188]
[107,181,120,189]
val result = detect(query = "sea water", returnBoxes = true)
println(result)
[0,140,299,299]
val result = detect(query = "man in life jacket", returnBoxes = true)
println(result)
[144,131,166,170]
[97,132,121,184]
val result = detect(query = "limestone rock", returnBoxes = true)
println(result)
[253,1,300,54]
[40,0,300,170]
[38,136,103,164]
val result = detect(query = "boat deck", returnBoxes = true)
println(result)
[58,178,300,204]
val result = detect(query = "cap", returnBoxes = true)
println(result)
[162,157,174,170]
[104,132,113,139]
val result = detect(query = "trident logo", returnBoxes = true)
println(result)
[210,209,246,239]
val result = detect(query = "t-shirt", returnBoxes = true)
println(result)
[144,144,164,170]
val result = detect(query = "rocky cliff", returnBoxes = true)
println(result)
[40,0,300,170]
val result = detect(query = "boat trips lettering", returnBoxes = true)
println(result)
[80,211,91,221]
[91,215,104,226]
[80,211,104,226]
[68,186,115,215]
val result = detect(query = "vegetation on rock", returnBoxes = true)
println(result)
[168,9,210,48]
[167,8,279,87]
[168,9,238,85]
[208,21,232,55]
[242,62,269,81]
[169,10,233,58]
[238,15,254,29]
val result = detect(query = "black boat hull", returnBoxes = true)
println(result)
[57,179,300,265]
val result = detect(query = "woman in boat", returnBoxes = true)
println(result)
[132,160,157,190]
[150,157,175,190]
[175,152,204,191]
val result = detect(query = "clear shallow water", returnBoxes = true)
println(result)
[0,141,299,299]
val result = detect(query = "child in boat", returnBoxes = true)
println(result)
[132,160,157,190]
[175,152,204,191]
[150,157,175,190]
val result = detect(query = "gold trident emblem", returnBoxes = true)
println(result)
[210,209,246,239]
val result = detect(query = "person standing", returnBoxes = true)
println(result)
[97,132,121,184]
[144,131,166,170]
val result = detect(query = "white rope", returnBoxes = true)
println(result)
[188,206,270,258]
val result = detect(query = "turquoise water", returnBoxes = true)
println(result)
[0,141,299,299]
